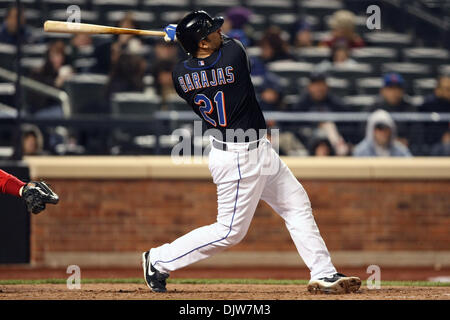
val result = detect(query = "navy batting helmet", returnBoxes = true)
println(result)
[176,11,224,55]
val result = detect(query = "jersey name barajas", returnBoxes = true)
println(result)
[172,36,266,140]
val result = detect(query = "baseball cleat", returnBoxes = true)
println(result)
[142,251,169,293]
[307,273,361,294]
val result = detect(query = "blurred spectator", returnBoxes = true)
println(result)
[259,26,294,63]
[106,53,146,102]
[420,74,450,113]
[27,41,74,117]
[257,73,286,111]
[317,43,357,72]
[152,59,176,106]
[222,7,252,47]
[308,130,336,156]
[266,120,308,156]
[292,20,313,48]
[21,124,44,156]
[0,4,35,45]
[69,33,93,60]
[353,109,412,157]
[320,10,365,49]
[93,12,145,74]
[317,122,350,156]
[430,130,450,156]
[369,73,416,113]
[153,40,180,64]
[293,71,344,112]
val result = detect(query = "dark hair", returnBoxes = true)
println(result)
[152,59,175,95]
[106,53,146,97]
[39,40,68,78]
[259,27,290,61]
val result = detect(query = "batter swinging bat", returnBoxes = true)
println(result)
[43,20,166,37]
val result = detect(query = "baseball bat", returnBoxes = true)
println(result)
[43,20,166,37]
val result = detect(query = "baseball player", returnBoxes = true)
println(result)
[142,11,361,294]
[0,169,59,214]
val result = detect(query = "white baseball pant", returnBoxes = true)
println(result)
[150,136,337,280]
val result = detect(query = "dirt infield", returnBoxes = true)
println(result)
[0,283,449,300]
[1,266,449,281]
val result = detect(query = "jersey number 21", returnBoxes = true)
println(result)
[194,91,227,127]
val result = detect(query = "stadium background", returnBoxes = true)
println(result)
[0,0,449,287]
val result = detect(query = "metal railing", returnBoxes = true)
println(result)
[0,66,71,118]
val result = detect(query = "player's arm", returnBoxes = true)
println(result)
[0,169,59,214]
[0,169,25,197]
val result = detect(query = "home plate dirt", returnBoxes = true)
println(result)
[0,284,449,300]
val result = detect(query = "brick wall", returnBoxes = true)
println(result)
[30,178,450,264]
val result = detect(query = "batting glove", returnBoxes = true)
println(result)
[164,24,177,42]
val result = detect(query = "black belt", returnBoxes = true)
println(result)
[212,139,260,151]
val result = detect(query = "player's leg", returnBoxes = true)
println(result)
[148,173,265,272]
[260,150,361,293]
[260,149,337,279]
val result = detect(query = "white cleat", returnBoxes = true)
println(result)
[307,273,361,294]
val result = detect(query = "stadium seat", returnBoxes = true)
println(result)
[355,77,383,95]
[111,92,162,116]
[42,32,72,44]
[166,94,188,111]
[267,61,315,81]
[294,47,331,64]
[48,9,100,25]
[92,0,139,24]
[268,13,298,30]
[72,58,97,73]
[329,63,373,82]
[20,57,44,74]
[403,47,449,75]
[440,64,450,76]
[63,73,108,115]
[298,0,343,28]
[342,95,377,111]
[106,11,157,30]
[160,10,191,25]
[311,31,331,43]
[326,77,351,97]
[22,44,47,58]
[193,0,240,16]
[296,76,350,97]
[248,14,267,32]
[20,8,42,28]
[246,0,294,15]
[42,0,87,12]
[413,78,437,96]
[246,47,261,59]
[0,43,16,70]
[364,32,413,49]
[0,82,15,107]
[111,92,163,152]
[351,47,398,74]
[267,61,314,94]
[143,0,190,27]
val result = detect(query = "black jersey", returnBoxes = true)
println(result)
[172,36,266,141]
